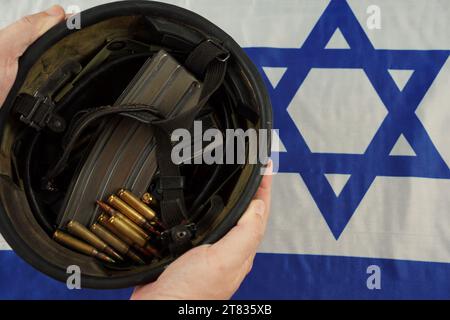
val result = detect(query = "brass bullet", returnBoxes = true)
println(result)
[98,212,134,246]
[107,195,159,234]
[143,222,162,236]
[53,230,115,263]
[108,195,146,226]
[98,212,150,258]
[126,249,146,265]
[67,220,123,261]
[98,212,154,258]
[97,201,149,240]
[118,189,157,221]
[141,192,158,207]
[118,189,165,231]
[90,223,145,265]
[90,223,128,254]
[132,244,153,257]
[97,212,111,224]
[97,200,116,216]
[108,216,148,247]
[122,216,151,239]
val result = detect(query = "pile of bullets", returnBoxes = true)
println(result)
[53,189,164,265]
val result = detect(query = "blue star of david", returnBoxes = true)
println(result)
[245,0,450,239]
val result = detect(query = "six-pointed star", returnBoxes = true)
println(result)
[245,0,450,239]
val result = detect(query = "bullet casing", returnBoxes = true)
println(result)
[67,220,108,251]
[126,249,146,265]
[97,201,155,261]
[107,195,159,233]
[90,223,145,265]
[108,216,148,247]
[108,195,147,226]
[90,223,129,254]
[53,230,114,263]
[98,200,151,240]
[118,214,150,240]
[118,190,165,231]
[105,205,150,240]
[67,220,123,261]
[141,192,158,207]
[118,189,157,221]
[98,213,134,246]
[98,213,150,259]
[54,230,95,256]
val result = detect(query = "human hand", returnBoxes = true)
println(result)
[0,5,65,107]
[131,161,273,300]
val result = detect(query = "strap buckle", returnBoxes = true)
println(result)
[206,39,230,62]
[16,92,66,132]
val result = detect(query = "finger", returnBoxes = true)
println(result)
[240,162,273,267]
[254,161,273,228]
[254,160,273,203]
[0,5,65,58]
[260,159,274,188]
[208,199,267,270]
[243,254,254,274]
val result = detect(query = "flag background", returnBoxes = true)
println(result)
[1,0,449,299]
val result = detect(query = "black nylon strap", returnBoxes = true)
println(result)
[153,40,228,229]
[184,39,230,77]
[159,176,185,190]
[45,104,163,181]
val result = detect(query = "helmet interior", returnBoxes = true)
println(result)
[0,2,270,288]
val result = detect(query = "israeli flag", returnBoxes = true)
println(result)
[1,0,450,299]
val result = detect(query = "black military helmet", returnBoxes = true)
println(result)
[0,1,271,289]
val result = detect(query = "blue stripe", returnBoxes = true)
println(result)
[2,250,450,299]
[0,251,132,300]
[234,253,450,299]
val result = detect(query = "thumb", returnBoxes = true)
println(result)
[208,199,267,270]
[0,5,65,58]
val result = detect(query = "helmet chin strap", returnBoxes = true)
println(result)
[152,39,229,254]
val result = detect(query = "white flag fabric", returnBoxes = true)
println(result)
[0,0,449,299]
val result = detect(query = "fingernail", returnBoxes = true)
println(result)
[46,5,63,17]
[266,159,273,172]
[253,200,265,217]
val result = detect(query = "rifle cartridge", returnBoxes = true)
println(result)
[67,220,123,261]
[118,189,157,221]
[53,230,115,263]
[97,201,149,239]
[118,189,165,231]
[108,216,148,247]
[141,192,158,207]
[98,212,134,245]
[90,223,145,265]
[107,195,154,231]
